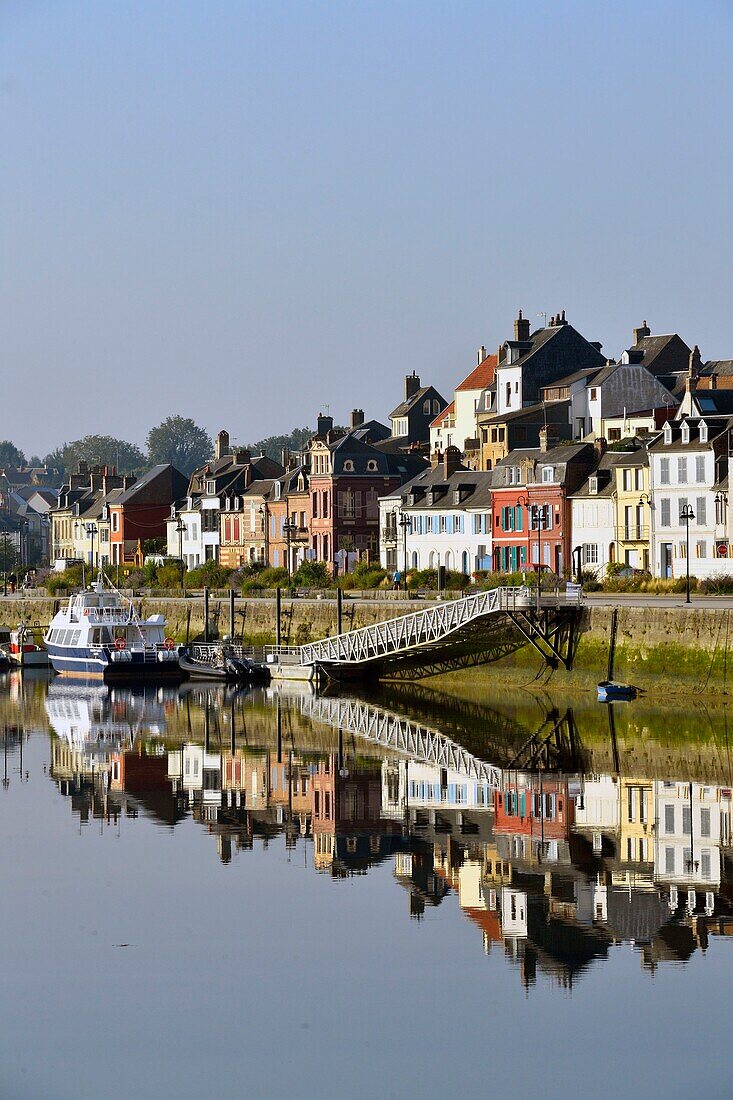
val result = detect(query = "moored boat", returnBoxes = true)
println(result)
[597,680,637,702]
[44,573,184,683]
[178,641,270,684]
[1,623,50,668]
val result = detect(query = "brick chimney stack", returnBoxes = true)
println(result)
[443,445,462,478]
[633,321,651,345]
[477,346,487,365]
[215,429,230,461]
[317,413,333,437]
[539,425,558,453]
[405,372,420,401]
[350,409,365,429]
[514,310,530,342]
[431,448,442,469]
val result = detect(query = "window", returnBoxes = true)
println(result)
[696,497,707,525]
[682,805,692,835]
[623,469,632,491]
[701,849,711,879]
[678,497,689,522]
[665,804,675,833]
[505,381,511,406]
[366,459,378,472]
[583,543,598,564]
[696,540,707,558]
[423,399,431,414]
[660,498,671,526]
[700,807,711,837]
[677,457,688,484]
[660,458,670,485]
[111,513,119,532]
[665,847,675,874]
[541,466,554,483]
[343,460,354,472]
[696,455,706,482]
[590,388,598,401]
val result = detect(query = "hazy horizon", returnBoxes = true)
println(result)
[3,0,733,456]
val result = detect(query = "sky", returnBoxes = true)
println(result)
[3,0,733,457]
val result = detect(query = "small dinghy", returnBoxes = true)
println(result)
[597,680,637,702]
[179,641,270,684]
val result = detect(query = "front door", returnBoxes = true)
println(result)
[661,543,673,578]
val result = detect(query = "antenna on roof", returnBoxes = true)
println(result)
[537,312,548,327]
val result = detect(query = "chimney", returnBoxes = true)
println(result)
[78,461,89,477]
[443,445,462,478]
[633,321,651,345]
[215,429,230,461]
[280,447,290,468]
[90,472,103,492]
[688,345,702,381]
[233,448,251,466]
[538,425,558,453]
[514,310,530,343]
[123,475,136,490]
[594,437,607,461]
[317,413,333,437]
[350,409,365,429]
[404,372,420,401]
[477,346,487,365]
[431,448,442,469]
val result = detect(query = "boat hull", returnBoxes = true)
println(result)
[46,645,184,683]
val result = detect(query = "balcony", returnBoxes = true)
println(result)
[620,525,649,542]
[381,527,398,543]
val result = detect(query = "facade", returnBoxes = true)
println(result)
[109,464,188,567]
[648,417,729,579]
[380,451,493,575]
[50,464,128,565]
[266,465,311,573]
[479,399,572,471]
[389,372,447,446]
[429,351,497,461]
[308,417,426,572]
[654,781,721,890]
[570,453,625,577]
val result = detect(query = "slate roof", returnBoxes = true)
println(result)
[479,398,570,425]
[115,464,178,504]
[589,363,676,418]
[700,359,733,377]
[398,466,494,511]
[691,390,733,416]
[570,450,644,499]
[390,385,446,419]
[647,416,730,453]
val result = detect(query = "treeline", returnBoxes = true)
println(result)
[1,420,316,480]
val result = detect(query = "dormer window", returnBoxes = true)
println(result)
[663,422,673,445]
[541,466,554,484]
[274,482,281,501]
[366,459,378,472]
[700,421,709,443]
[681,421,690,444]
[343,460,355,472]
[589,476,598,495]
[206,480,216,494]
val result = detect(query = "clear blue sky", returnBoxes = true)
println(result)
[3,0,732,456]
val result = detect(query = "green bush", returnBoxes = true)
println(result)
[406,569,471,591]
[293,560,331,588]
[698,575,733,595]
[340,561,388,590]
[241,566,289,594]
[45,565,85,595]
[474,570,527,590]
[185,559,234,589]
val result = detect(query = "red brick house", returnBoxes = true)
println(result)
[109,463,188,566]
[308,415,426,572]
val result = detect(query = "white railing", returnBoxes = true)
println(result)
[299,585,536,666]
[301,695,502,788]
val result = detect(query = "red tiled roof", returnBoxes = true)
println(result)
[455,354,497,393]
[430,400,454,428]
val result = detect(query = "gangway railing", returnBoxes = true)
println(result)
[301,694,502,789]
[299,585,573,667]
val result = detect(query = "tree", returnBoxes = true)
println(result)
[146,416,213,476]
[246,427,313,462]
[0,440,27,468]
[44,436,145,479]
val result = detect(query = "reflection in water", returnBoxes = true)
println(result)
[5,674,733,992]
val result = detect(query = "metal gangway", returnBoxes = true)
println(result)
[299,585,581,677]
[300,693,502,789]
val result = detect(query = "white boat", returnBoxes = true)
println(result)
[44,573,183,683]
[1,623,50,668]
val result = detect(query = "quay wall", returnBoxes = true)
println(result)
[4,595,733,696]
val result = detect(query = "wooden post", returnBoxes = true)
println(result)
[229,588,235,639]
[203,586,209,642]
[276,586,282,648]
[337,586,343,635]
[185,606,191,645]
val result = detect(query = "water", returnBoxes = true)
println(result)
[1,672,732,1100]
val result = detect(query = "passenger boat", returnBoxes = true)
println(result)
[1,623,50,668]
[44,574,183,682]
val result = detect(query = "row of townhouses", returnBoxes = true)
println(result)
[41,309,733,580]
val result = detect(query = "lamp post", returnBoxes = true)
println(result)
[175,516,186,595]
[638,493,652,573]
[681,503,695,604]
[396,511,409,591]
[283,509,298,586]
[516,495,529,575]
[529,503,544,611]
[85,522,98,569]
[259,502,269,566]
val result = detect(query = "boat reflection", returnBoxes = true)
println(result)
[15,681,733,985]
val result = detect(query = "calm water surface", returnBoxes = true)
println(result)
[1,672,731,1100]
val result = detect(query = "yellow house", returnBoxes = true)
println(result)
[612,446,652,571]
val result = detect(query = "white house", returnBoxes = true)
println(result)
[166,497,203,569]
[429,350,496,459]
[379,453,493,576]
[570,455,623,577]
[653,780,721,889]
[648,416,730,578]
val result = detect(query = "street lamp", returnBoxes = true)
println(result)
[394,509,409,591]
[85,522,98,569]
[529,503,545,611]
[259,502,269,566]
[174,516,186,595]
[283,509,298,585]
[516,495,530,576]
[681,503,695,604]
